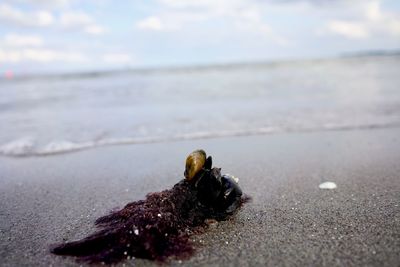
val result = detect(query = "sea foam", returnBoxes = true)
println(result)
[0,138,35,156]
[0,122,399,158]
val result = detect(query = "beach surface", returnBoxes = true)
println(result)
[1,127,400,266]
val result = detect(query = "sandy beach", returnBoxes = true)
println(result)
[1,127,400,266]
[2,0,400,266]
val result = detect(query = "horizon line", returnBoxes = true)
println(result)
[2,49,399,82]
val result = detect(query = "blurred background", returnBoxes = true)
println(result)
[0,0,399,156]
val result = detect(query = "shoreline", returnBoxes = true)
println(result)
[2,122,400,158]
[1,127,399,266]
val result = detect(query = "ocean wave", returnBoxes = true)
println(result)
[0,137,36,156]
[1,122,399,157]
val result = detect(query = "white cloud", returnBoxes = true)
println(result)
[327,21,369,39]
[387,20,400,36]
[324,0,400,39]
[0,47,86,63]
[365,1,382,21]
[158,0,250,16]
[0,3,54,27]
[23,48,86,62]
[136,16,164,31]
[0,33,86,63]
[0,30,90,64]
[15,0,72,8]
[135,0,284,43]
[36,10,54,26]
[2,33,44,46]
[0,4,105,35]
[157,0,271,21]
[136,12,209,31]
[103,53,133,64]
[0,49,22,63]
[60,11,92,28]
[60,11,106,35]
[158,0,212,9]
[85,24,106,35]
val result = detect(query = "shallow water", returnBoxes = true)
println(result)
[1,56,400,157]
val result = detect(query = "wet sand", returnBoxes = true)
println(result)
[1,127,400,266]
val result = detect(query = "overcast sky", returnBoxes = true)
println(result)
[0,0,399,74]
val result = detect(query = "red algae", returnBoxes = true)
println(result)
[51,150,248,264]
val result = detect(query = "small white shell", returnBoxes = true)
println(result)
[319,182,337,190]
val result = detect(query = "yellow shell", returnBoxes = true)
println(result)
[184,150,206,181]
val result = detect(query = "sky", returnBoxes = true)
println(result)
[0,0,399,74]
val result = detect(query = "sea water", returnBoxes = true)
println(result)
[1,55,400,156]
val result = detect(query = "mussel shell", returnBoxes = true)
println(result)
[184,149,206,181]
[195,170,243,214]
[218,174,243,214]
[196,168,223,206]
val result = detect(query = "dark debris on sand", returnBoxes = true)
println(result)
[51,180,249,264]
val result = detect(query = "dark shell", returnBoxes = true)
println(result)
[194,168,243,216]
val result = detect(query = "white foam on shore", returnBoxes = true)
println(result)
[0,138,35,156]
[1,122,399,158]
[319,182,337,190]
[39,141,95,155]
[0,139,96,157]
[0,127,282,157]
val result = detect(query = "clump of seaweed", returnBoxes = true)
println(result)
[51,150,249,264]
